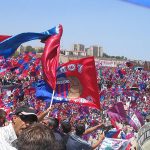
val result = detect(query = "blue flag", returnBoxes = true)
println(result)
[0,26,58,58]
[123,0,150,8]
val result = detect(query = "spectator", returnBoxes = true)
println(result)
[48,117,66,150]
[61,120,72,144]
[66,123,105,150]
[17,123,60,150]
[0,109,6,127]
[0,105,38,147]
[48,117,63,141]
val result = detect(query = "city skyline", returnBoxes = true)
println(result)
[0,0,150,61]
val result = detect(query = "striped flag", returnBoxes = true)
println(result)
[0,26,58,58]
[35,80,99,109]
[127,110,144,131]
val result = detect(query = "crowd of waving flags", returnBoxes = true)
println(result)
[0,24,101,109]
[0,52,41,78]
[0,24,147,146]
[107,102,144,131]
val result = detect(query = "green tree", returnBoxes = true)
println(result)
[25,46,35,52]
[103,53,110,58]
[37,48,43,53]
[13,51,19,58]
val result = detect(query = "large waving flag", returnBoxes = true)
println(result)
[35,80,99,109]
[57,56,100,108]
[0,26,58,58]
[41,24,63,90]
[107,102,127,122]
[122,0,150,8]
[36,57,100,108]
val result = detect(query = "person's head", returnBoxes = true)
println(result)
[75,123,85,136]
[41,118,50,126]
[0,109,6,127]
[61,120,71,134]
[146,115,150,122]
[48,117,59,130]
[18,123,58,150]
[12,105,38,136]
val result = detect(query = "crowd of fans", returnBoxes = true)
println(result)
[0,52,150,150]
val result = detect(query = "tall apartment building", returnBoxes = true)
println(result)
[72,44,85,51]
[86,45,103,57]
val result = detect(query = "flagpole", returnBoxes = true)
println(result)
[47,90,55,117]
[50,90,55,108]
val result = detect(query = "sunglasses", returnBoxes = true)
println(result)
[19,114,37,124]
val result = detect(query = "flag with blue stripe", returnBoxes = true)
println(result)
[35,80,69,103]
[0,26,58,58]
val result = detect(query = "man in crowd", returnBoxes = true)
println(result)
[0,109,7,127]
[0,104,54,148]
[17,123,61,150]
[66,122,105,150]
[48,117,66,149]
[0,105,38,150]
[61,119,72,144]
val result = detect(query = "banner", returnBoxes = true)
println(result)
[95,59,125,68]
[99,137,129,150]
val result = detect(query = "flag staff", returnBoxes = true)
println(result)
[50,90,55,108]
[47,90,55,117]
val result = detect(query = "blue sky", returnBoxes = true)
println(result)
[0,0,150,61]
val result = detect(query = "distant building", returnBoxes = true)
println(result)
[72,44,85,51]
[62,50,86,57]
[62,44,103,58]
[72,51,86,56]
[86,45,103,57]
[63,51,73,56]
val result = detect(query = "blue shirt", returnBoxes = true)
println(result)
[66,133,92,150]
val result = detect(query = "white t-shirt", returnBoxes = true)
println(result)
[0,123,17,144]
[0,138,17,150]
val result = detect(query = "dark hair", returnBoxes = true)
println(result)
[0,109,6,126]
[48,117,59,130]
[18,123,59,150]
[61,120,71,134]
[75,123,85,136]
[0,109,6,119]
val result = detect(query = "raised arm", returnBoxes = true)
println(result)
[83,123,105,135]
[37,106,53,122]
[91,132,105,149]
